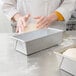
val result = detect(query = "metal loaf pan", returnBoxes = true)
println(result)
[13,28,63,55]
[54,41,76,76]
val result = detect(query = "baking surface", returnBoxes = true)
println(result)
[0,33,74,76]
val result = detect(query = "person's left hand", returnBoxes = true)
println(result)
[34,12,58,29]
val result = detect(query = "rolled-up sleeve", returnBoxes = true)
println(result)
[56,0,76,22]
[1,0,19,21]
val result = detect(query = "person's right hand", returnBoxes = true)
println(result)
[13,14,30,33]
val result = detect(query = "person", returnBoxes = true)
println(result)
[1,0,76,33]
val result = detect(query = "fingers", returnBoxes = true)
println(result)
[21,18,27,27]
[35,16,49,28]
[16,14,30,33]
[16,19,24,33]
[16,26,19,33]
[34,16,41,19]
[37,16,45,24]
[24,14,30,21]
[37,21,48,29]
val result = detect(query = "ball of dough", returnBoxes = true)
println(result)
[24,23,38,33]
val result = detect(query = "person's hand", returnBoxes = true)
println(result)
[16,14,30,33]
[13,13,30,33]
[34,12,58,29]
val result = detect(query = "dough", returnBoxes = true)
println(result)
[63,48,76,59]
[24,23,38,33]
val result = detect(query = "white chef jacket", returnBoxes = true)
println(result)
[1,0,76,22]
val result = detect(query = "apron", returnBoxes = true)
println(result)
[17,0,60,17]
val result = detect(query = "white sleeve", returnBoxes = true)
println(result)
[1,0,19,21]
[56,0,76,22]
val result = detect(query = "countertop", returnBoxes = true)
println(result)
[0,31,76,76]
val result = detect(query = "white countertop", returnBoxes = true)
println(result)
[0,32,75,76]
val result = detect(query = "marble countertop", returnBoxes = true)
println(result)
[0,31,75,76]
